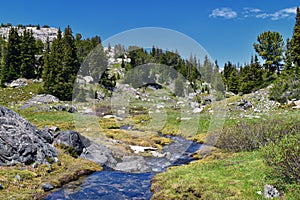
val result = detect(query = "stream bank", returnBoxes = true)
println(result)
[45,134,202,199]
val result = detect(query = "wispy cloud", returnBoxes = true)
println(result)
[209,8,237,19]
[256,7,297,20]
[243,7,262,18]
[210,6,297,20]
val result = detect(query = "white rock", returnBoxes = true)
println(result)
[151,151,166,158]
[83,76,94,83]
[193,107,203,113]
[292,105,300,109]
[190,101,199,109]
[129,145,158,154]
[294,100,300,106]
[103,115,116,119]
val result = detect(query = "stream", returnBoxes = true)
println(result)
[45,134,202,200]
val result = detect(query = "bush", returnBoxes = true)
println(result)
[270,77,300,103]
[263,133,300,185]
[216,118,300,152]
[59,143,79,158]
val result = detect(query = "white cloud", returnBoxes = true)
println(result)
[255,7,297,20]
[210,6,297,20]
[243,7,262,18]
[244,7,262,13]
[209,8,237,19]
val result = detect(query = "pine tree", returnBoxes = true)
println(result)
[252,55,263,89]
[282,38,293,75]
[42,38,51,92]
[291,7,300,73]
[270,7,300,102]
[61,26,80,99]
[227,68,239,94]
[253,31,284,76]
[42,29,63,97]
[20,29,37,78]
[1,28,22,82]
[42,27,80,100]
[201,55,214,83]
[239,65,254,94]
[212,63,225,93]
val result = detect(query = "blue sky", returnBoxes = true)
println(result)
[0,0,298,66]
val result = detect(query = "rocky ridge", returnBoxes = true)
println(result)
[0,26,58,42]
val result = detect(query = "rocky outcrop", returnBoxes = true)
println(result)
[237,99,252,110]
[0,106,57,165]
[0,26,58,43]
[53,130,117,168]
[20,94,77,113]
[5,78,28,88]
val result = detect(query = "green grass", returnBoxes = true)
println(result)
[0,82,42,107]
[151,108,300,200]
[17,109,75,130]
[151,150,269,200]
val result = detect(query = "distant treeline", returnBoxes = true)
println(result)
[0,25,101,100]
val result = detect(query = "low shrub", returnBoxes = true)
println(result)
[263,133,300,185]
[216,117,300,152]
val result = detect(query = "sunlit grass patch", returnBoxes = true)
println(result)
[151,151,267,200]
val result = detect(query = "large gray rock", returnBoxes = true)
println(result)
[114,156,151,173]
[26,94,60,104]
[54,130,117,168]
[20,94,77,113]
[0,106,57,165]
[54,130,85,155]
[20,94,59,110]
[80,141,117,168]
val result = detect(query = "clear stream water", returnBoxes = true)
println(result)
[45,135,202,200]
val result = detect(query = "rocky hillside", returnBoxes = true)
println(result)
[0,26,58,42]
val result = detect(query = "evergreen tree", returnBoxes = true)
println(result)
[251,55,263,89]
[212,63,225,93]
[1,28,21,82]
[239,65,253,94]
[42,27,79,100]
[20,29,37,78]
[223,61,235,85]
[291,7,300,73]
[201,55,214,83]
[42,38,51,92]
[270,7,300,102]
[61,26,80,99]
[253,31,284,77]
[227,68,239,94]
